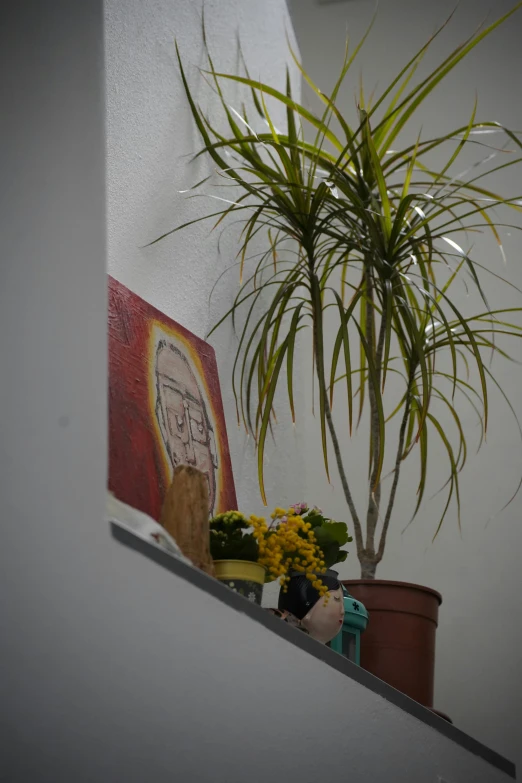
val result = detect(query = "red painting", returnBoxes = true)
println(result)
[108,276,237,520]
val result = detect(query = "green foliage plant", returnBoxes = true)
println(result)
[154,6,522,578]
[209,505,351,587]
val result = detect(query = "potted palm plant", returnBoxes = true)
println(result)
[152,6,522,707]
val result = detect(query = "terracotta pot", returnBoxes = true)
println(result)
[342,579,441,708]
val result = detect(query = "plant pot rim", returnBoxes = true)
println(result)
[342,579,442,605]
[288,568,339,578]
[213,559,267,585]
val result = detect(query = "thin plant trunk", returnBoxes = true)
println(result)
[310,269,364,559]
[311,265,415,581]
[362,268,385,578]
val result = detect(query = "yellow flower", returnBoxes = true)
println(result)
[251,505,331,586]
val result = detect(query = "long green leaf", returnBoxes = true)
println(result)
[257,338,289,504]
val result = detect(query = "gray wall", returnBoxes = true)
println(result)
[1,0,108,779]
[288,0,522,771]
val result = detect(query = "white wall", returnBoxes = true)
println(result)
[1,0,516,779]
[67,534,521,783]
[288,0,522,770]
[105,0,306,534]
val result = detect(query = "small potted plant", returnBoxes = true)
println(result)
[275,504,354,643]
[210,504,352,606]
[209,511,265,604]
[285,503,353,573]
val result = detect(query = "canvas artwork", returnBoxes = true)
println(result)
[108,276,237,521]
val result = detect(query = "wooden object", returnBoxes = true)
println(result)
[159,465,214,576]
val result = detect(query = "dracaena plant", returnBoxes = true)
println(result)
[152,5,522,578]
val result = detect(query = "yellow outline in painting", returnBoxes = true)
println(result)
[147,320,227,513]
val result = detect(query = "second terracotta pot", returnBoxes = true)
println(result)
[342,579,441,708]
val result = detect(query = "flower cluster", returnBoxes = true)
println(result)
[289,502,313,515]
[209,502,351,599]
[209,511,258,562]
[210,511,249,529]
[250,507,328,596]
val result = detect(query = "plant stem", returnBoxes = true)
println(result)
[310,268,364,558]
[310,261,411,579]
[365,270,387,558]
[377,369,416,561]
[324,394,364,555]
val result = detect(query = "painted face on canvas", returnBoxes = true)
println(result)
[155,341,218,513]
[301,586,345,644]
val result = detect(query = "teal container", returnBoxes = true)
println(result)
[329,586,369,664]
